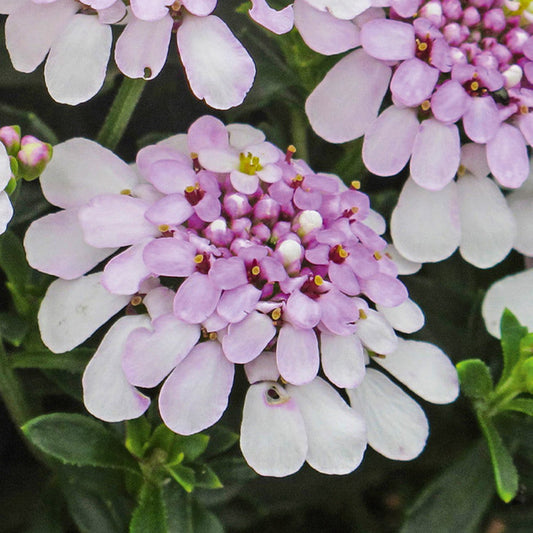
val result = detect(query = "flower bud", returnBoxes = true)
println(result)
[503,64,523,87]
[205,218,234,246]
[16,135,53,181]
[254,197,280,223]
[277,238,303,271]
[224,192,252,218]
[483,9,506,33]
[295,210,323,237]
[0,126,21,156]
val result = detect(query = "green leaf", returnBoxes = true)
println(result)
[166,464,196,493]
[172,434,210,462]
[10,348,93,372]
[130,483,168,533]
[520,333,533,358]
[500,309,528,383]
[523,357,533,394]
[0,230,31,291]
[477,414,519,502]
[0,312,28,346]
[401,441,494,533]
[22,413,140,473]
[204,426,239,458]
[504,398,533,416]
[192,465,223,490]
[58,465,133,533]
[126,417,152,458]
[209,457,257,485]
[146,424,176,455]
[189,499,224,533]
[457,359,494,399]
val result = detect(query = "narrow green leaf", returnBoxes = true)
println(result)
[477,414,519,502]
[22,413,140,473]
[504,398,533,416]
[126,417,152,458]
[204,426,239,458]
[10,348,93,372]
[500,309,528,383]
[166,464,196,493]
[162,483,192,533]
[130,483,168,533]
[193,465,223,490]
[209,457,257,484]
[520,333,533,358]
[146,424,176,455]
[401,441,494,533]
[456,359,494,399]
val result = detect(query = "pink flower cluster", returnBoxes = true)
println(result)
[303,0,533,189]
[0,0,293,107]
[24,116,458,476]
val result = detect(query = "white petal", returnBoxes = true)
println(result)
[374,339,459,404]
[356,309,398,355]
[177,15,255,109]
[287,378,366,474]
[83,315,151,422]
[391,178,461,263]
[45,15,111,104]
[305,49,391,143]
[377,298,425,333]
[347,369,429,460]
[40,138,139,208]
[38,273,130,353]
[320,332,366,388]
[482,269,533,338]
[457,173,516,268]
[5,0,77,72]
[24,208,115,279]
[384,244,421,275]
[507,188,533,256]
[244,351,280,384]
[0,191,13,234]
[240,382,307,477]
[159,341,234,434]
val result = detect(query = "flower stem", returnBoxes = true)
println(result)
[97,77,146,151]
[0,339,34,427]
[290,108,309,163]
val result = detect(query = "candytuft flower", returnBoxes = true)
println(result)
[25,115,458,476]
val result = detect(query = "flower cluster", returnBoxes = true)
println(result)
[303,0,533,188]
[24,116,458,476]
[0,0,294,107]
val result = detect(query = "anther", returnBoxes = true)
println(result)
[120,189,132,196]
[421,100,431,111]
[158,224,170,233]
[351,180,361,189]
[251,265,261,276]
[373,251,382,260]
[271,307,282,321]
[285,145,296,163]
[314,275,324,286]
[359,309,367,319]
[194,254,204,264]
[130,295,143,306]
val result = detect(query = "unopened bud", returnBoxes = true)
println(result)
[296,210,323,236]
[17,135,53,181]
[277,238,303,267]
[0,126,21,156]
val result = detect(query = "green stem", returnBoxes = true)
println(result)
[290,108,309,163]
[96,77,146,151]
[0,339,34,427]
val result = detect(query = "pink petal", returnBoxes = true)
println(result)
[217,284,262,323]
[361,19,414,61]
[277,324,319,385]
[390,59,439,107]
[249,0,294,34]
[463,96,500,143]
[173,272,221,323]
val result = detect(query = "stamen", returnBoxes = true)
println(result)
[359,309,367,319]
[239,152,263,175]
[158,224,170,233]
[272,307,282,321]
[373,251,382,260]
[251,265,261,276]
[194,254,204,264]
[130,295,143,306]
[285,144,296,163]
[208,332,217,340]
[351,180,361,189]
[470,80,479,91]
[314,275,324,286]
[421,100,431,111]
[120,189,132,196]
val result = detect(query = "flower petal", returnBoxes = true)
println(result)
[321,332,366,388]
[83,315,151,422]
[159,341,234,435]
[277,324,319,385]
[38,273,130,353]
[377,298,425,333]
[356,309,398,355]
[348,369,429,460]
[374,339,459,404]
[173,272,221,324]
[240,382,307,477]
[306,49,391,143]
[288,378,366,474]
[177,15,255,109]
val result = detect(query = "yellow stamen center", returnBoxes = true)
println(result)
[520,104,529,114]
[351,180,361,189]
[185,185,196,193]
[338,247,348,259]
[470,81,479,91]
[421,100,431,111]
[373,251,382,260]
[239,152,263,175]
[314,275,324,286]
[194,254,204,264]
[120,189,132,196]
[287,145,296,154]
[208,332,217,341]
[417,40,428,52]
[158,224,170,233]
[359,309,367,319]
[251,265,261,276]
[272,307,282,321]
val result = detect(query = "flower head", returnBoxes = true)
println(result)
[25,115,457,475]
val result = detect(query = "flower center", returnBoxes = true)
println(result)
[184,184,205,206]
[239,152,263,175]
[329,244,349,264]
